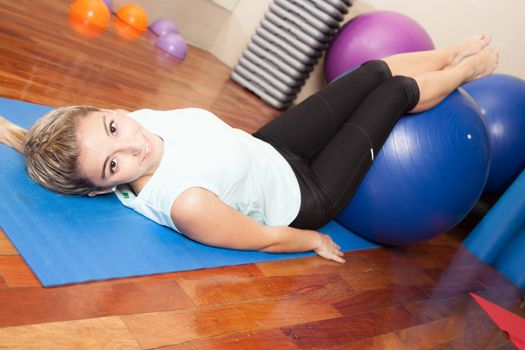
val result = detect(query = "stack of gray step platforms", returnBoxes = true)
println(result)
[231,0,352,109]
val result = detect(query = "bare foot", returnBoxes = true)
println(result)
[462,47,499,83]
[450,34,492,66]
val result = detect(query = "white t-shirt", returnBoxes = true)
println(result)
[115,108,301,232]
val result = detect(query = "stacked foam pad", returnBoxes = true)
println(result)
[231,0,352,109]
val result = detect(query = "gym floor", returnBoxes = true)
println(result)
[0,1,522,348]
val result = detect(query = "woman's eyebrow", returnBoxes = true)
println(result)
[103,115,110,136]
[101,115,110,180]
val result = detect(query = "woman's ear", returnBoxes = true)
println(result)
[88,187,116,197]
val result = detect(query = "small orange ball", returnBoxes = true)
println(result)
[69,11,106,37]
[114,17,143,40]
[70,0,110,28]
[116,4,148,32]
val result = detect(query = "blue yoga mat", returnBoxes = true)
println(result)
[0,97,378,287]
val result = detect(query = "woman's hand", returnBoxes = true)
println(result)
[313,233,346,263]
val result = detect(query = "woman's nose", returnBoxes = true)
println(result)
[118,134,142,156]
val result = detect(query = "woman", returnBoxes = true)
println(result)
[0,35,498,263]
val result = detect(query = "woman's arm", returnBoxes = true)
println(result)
[170,187,345,263]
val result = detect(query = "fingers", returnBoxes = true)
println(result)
[314,234,346,263]
[317,247,345,263]
[326,235,345,262]
[318,251,345,263]
[333,247,345,263]
[331,252,346,263]
[327,245,345,263]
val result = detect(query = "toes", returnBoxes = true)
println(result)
[467,34,491,49]
[480,34,492,46]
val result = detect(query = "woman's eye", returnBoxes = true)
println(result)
[109,121,117,134]
[110,159,118,173]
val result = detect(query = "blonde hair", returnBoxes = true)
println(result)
[0,106,107,195]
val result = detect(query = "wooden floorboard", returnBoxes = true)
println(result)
[0,255,40,288]
[0,0,523,348]
[121,298,342,348]
[160,328,302,350]
[0,230,18,256]
[0,317,141,349]
[177,273,352,307]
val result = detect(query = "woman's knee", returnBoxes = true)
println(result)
[363,60,393,81]
[384,76,421,111]
[326,60,392,90]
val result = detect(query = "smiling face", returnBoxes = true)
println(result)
[76,110,163,196]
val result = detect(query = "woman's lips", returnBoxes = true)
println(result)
[142,133,151,162]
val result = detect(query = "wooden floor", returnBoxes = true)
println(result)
[0,1,523,349]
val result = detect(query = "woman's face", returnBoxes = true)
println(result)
[76,110,163,195]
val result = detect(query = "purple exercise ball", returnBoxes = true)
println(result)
[324,11,434,82]
[150,18,178,36]
[156,33,187,59]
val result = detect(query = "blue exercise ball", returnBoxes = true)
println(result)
[336,89,490,245]
[462,74,525,195]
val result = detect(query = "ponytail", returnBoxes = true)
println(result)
[0,116,27,153]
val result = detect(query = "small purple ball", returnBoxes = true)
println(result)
[102,0,113,12]
[150,18,178,36]
[156,33,187,59]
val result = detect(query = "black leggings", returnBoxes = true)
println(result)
[253,60,420,229]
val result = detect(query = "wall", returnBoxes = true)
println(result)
[350,0,524,79]
[112,0,270,64]
[299,0,525,102]
[113,0,524,104]
[210,0,240,11]
[112,0,236,50]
